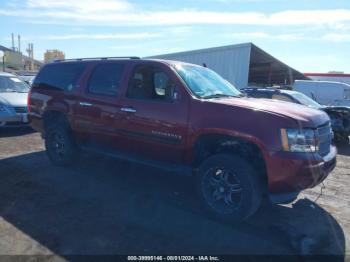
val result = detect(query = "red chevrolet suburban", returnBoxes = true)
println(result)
[28,57,336,221]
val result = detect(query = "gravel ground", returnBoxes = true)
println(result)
[0,128,348,259]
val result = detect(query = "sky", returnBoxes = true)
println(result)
[0,0,350,73]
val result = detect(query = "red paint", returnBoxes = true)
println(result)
[27,87,32,113]
[28,59,337,195]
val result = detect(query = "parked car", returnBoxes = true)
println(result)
[18,75,36,86]
[293,80,350,106]
[0,72,30,127]
[28,58,336,222]
[242,88,350,143]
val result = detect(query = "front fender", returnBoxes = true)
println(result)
[184,128,268,165]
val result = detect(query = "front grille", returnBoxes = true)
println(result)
[14,107,27,113]
[317,123,332,157]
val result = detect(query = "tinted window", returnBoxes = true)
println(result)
[127,65,174,101]
[34,63,86,91]
[0,76,29,93]
[289,92,321,108]
[344,89,350,99]
[248,91,272,99]
[88,63,125,96]
[272,94,294,102]
[154,71,170,96]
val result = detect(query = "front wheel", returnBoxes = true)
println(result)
[196,154,263,222]
[45,123,78,166]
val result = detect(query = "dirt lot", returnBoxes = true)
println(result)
[0,128,349,258]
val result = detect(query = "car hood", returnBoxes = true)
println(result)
[0,92,28,107]
[209,97,329,127]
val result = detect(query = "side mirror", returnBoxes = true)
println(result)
[173,89,179,100]
[163,82,179,101]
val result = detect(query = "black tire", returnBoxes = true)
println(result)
[45,122,78,166]
[196,154,263,222]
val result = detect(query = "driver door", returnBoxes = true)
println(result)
[117,62,189,164]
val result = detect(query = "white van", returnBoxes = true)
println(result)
[293,80,350,106]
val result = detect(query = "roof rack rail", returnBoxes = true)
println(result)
[53,56,140,62]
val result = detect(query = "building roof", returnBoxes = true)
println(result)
[0,72,16,77]
[0,45,12,52]
[304,73,350,77]
[248,43,308,84]
[147,42,308,88]
[148,42,252,59]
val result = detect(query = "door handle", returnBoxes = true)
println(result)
[79,102,93,107]
[121,107,137,113]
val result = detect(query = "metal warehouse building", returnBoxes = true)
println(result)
[149,42,308,89]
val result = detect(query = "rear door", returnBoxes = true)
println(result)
[116,62,190,164]
[30,62,87,131]
[73,62,126,148]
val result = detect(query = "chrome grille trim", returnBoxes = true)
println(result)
[14,107,27,113]
[317,122,332,157]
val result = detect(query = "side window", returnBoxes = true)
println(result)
[88,63,125,96]
[250,92,272,99]
[272,94,294,102]
[0,77,8,91]
[34,63,86,91]
[154,71,169,96]
[344,89,350,99]
[127,65,174,101]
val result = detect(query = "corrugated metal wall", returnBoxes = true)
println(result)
[148,43,252,89]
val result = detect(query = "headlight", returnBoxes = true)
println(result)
[0,104,6,112]
[281,128,318,152]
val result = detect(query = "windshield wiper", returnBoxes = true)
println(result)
[202,93,240,99]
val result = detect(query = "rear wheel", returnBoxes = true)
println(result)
[45,123,78,166]
[196,154,263,222]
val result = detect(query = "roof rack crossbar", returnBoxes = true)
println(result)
[53,56,140,62]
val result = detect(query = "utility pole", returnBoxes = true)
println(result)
[31,43,34,71]
[18,35,21,53]
[26,43,34,71]
[11,33,15,51]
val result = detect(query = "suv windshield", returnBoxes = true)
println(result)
[290,92,322,109]
[174,64,242,99]
[0,76,29,93]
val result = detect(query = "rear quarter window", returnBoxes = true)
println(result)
[33,63,86,91]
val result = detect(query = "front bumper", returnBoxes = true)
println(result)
[0,112,29,127]
[269,191,300,204]
[266,145,337,195]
